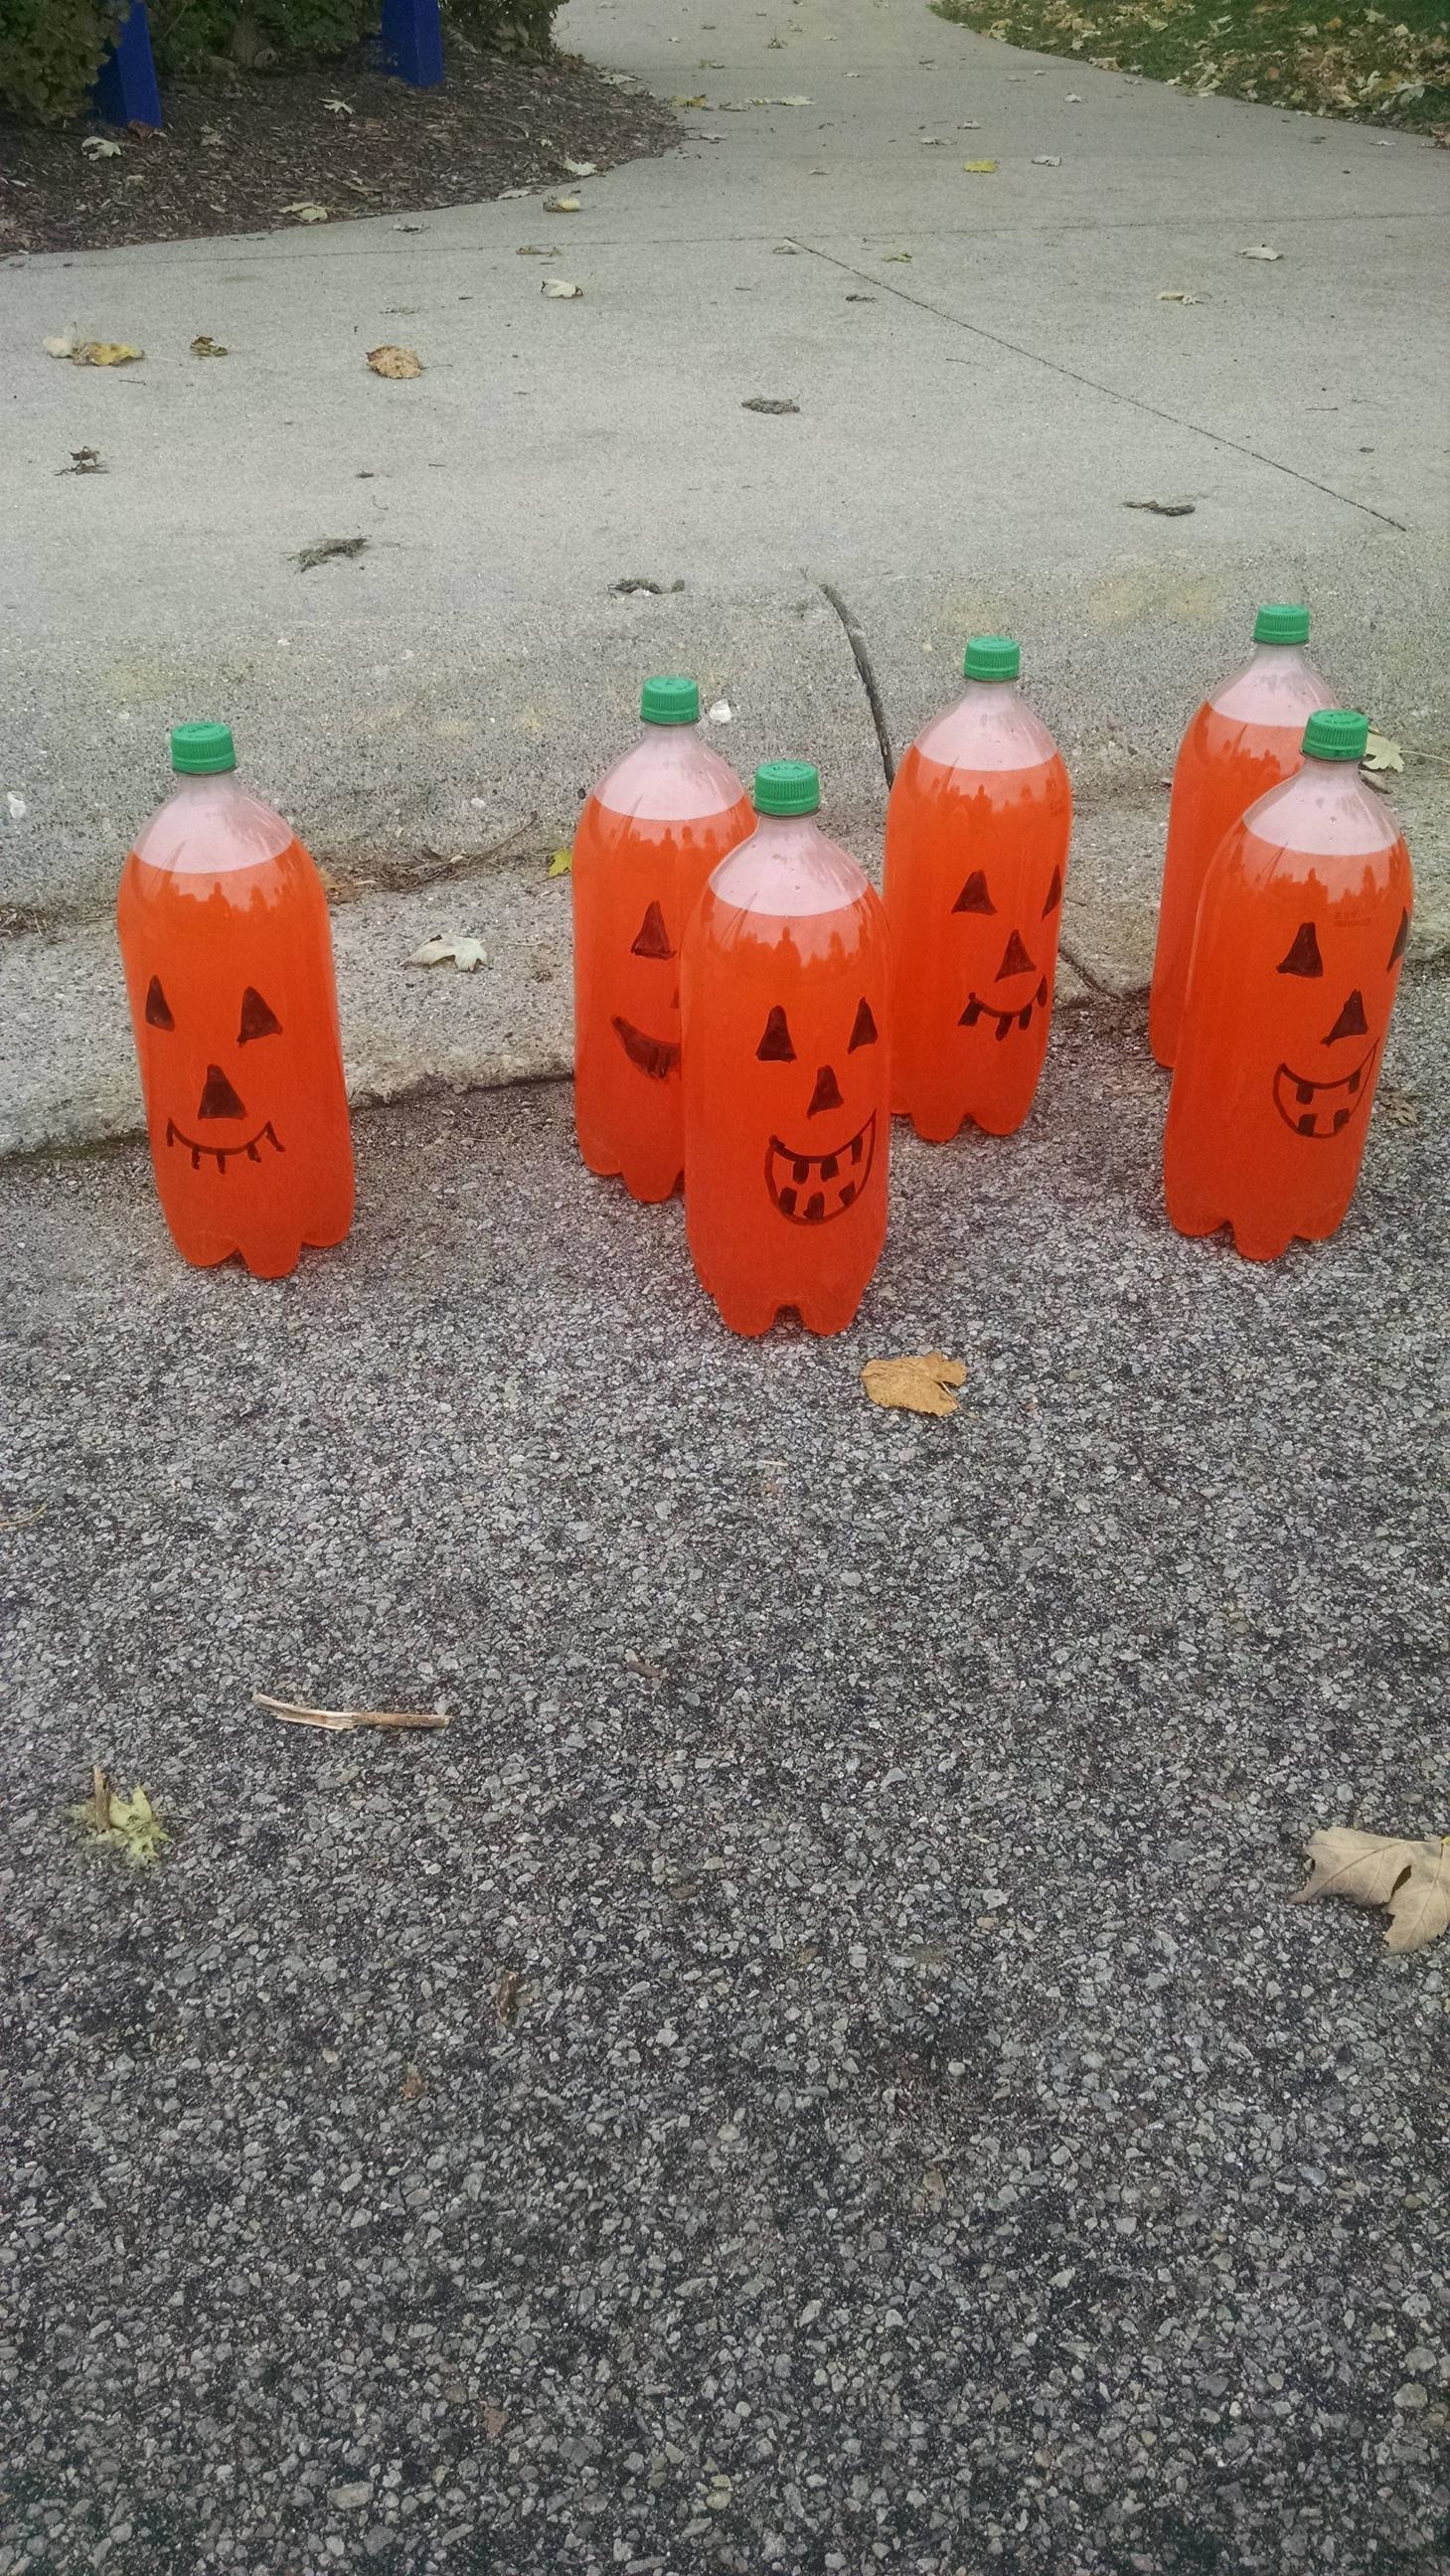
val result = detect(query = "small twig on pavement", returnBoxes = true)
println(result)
[254,1691,449,1733]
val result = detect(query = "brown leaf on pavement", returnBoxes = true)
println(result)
[366,344,422,379]
[862,1353,968,1418]
[1293,1828,1450,1953]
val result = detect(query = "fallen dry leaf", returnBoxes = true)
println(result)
[254,1690,449,1733]
[280,200,329,223]
[611,574,685,594]
[882,250,912,262]
[862,1353,968,1418]
[407,934,487,971]
[516,242,559,256]
[81,134,122,159]
[481,2401,510,2441]
[292,534,368,571]
[1240,244,1282,260]
[59,446,104,475]
[324,96,353,115]
[547,847,572,878]
[190,333,228,358]
[1158,289,1203,303]
[71,1766,171,1866]
[367,344,422,380]
[1363,731,1404,774]
[707,701,732,724]
[496,1969,525,2027]
[401,2063,425,2101]
[963,159,998,173]
[543,194,581,213]
[671,93,709,106]
[542,277,582,299]
[1294,1828,1450,1953]
[563,157,596,176]
[1125,496,1196,517]
[1032,154,1062,166]
[742,395,799,413]
[47,330,143,366]
[1375,1082,1421,1128]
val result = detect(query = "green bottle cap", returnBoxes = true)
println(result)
[171,723,237,775]
[963,635,1021,683]
[1302,709,1369,764]
[753,759,821,817]
[1253,604,1311,646]
[640,676,700,726]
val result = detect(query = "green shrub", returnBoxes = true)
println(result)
[0,0,560,122]
[444,0,558,55]
[0,0,122,122]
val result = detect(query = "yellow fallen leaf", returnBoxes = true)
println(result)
[67,341,144,367]
[1363,730,1403,774]
[544,194,581,214]
[367,344,422,380]
[963,159,998,173]
[254,1691,449,1733]
[71,1766,171,1865]
[547,846,572,877]
[671,93,709,106]
[1293,1828,1450,1953]
[861,1353,968,1418]
[280,200,329,223]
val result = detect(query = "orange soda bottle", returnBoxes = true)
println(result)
[1150,604,1334,1068]
[681,761,891,1338]
[883,635,1071,1141]
[1164,711,1412,1263]
[116,724,354,1279]
[571,676,752,1202]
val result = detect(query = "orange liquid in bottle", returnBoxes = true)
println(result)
[884,647,1071,1142]
[1150,622,1333,1069]
[117,739,353,1278]
[682,772,890,1338]
[1164,724,1412,1263]
[572,685,750,1204]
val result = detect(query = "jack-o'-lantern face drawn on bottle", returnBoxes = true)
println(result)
[1266,906,1408,1142]
[1164,712,1413,1264]
[952,860,1062,1051]
[141,970,289,1172]
[756,992,881,1225]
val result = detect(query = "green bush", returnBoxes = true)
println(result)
[0,0,122,122]
[0,0,560,122]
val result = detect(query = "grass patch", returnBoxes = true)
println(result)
[932,0,1450,131]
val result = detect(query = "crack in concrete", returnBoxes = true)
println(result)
[818,576,1106,995]
[798,242,1412,536]
[818,579,898,787]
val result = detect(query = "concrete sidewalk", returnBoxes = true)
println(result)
[2,0,1446,1149]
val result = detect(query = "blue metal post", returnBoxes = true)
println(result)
[92,0,164,129]
[380,0,444,87]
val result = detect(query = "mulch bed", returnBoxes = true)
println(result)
[0,38,679,258]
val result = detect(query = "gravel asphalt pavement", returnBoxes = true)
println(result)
[4,984,1448,2575]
